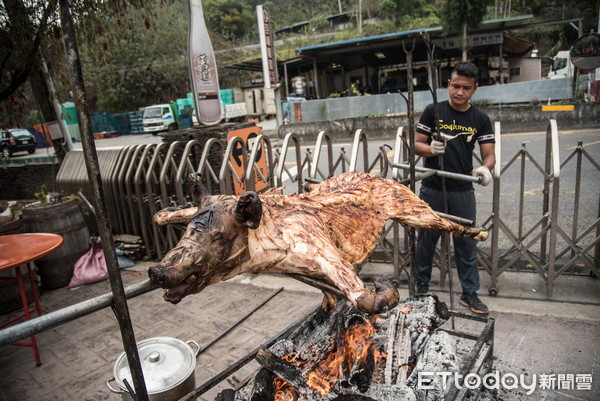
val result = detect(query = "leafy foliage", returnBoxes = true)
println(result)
[79,1,190,112]
[1,0,598,124]
[204,0,256,42]
[441,0,493,33]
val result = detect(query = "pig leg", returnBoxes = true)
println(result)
[272,223,399,314]
[371,182,488,241]
[154,206,198,225]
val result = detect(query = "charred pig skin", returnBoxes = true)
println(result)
[148,171,488,314]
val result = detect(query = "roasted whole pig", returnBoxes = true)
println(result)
[148,171,487,314]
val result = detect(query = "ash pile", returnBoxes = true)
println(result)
[215,295,466,401]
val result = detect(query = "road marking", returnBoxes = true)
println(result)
[568,140,600,150]
[503,129,599,137]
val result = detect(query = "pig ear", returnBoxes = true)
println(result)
[188,173,209,205]
[235,192,262,229]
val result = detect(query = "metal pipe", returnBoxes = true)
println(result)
[392,162,480,183]
[547,119,561,296]
[489,122,502,293]
[406,41,417,298]
[0,279,157,347]
[398,170,436,185]
[436,212,474,227]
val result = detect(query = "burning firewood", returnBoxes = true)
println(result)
[225,295,456,401]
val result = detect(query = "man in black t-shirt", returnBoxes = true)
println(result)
[414,61,496,315]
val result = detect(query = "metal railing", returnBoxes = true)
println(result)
[2,118,596,401]
[55,119,599,297]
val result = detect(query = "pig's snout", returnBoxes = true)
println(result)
[148,265,171,288]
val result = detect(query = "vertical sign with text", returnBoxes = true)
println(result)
[257,5,278,89]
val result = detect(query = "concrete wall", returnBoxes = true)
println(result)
[280,101,600,143]
[290,78,574,123]
[0,162,61,201]
[3,102,598,201]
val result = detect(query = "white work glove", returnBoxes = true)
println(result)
[473,166,492,186]
[430,139,446,155]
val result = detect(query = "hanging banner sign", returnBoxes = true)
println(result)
[434,33,503,50]
[188,0,223,126]
[257,5,278,89]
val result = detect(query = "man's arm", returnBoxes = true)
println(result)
[415,132,439,158]
[479,142,496,170]
[472,142,496,186]
[415,104,444,158]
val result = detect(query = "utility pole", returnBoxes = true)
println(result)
[358,0,362,34]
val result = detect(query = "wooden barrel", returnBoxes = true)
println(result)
[0,216,37,314]
[22,199,90,289]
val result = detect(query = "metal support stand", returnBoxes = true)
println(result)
[425,35,455,328]
[402,39,417,297]
[58,1,149,399]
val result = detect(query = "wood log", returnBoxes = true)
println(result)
[256,348,308,391]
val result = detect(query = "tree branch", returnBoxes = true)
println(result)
[0,0,58,103]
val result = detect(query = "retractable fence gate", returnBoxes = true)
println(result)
[56,119,599,296]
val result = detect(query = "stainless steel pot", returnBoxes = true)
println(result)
[107,337,200,401]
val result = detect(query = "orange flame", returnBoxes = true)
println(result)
[273,377,298,401]
[305,318,384,396]
[283,351,300,363]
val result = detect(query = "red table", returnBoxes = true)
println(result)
[0,233,63,366]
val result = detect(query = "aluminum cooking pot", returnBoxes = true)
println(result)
[107,337,200,401]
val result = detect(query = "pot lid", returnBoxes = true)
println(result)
[114,337,196,394]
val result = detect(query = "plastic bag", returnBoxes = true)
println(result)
[68,236,108,288]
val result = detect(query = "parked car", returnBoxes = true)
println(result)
[0,128,37,158]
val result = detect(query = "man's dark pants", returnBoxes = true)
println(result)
[415,185,480,294]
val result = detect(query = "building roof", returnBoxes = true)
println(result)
[225,15,581,73]
[294,15,541,70]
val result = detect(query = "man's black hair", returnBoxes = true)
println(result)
[452,61,478,79]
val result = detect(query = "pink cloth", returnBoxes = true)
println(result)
[68,236,108,288]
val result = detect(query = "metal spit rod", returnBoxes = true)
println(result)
[393,162,481,183]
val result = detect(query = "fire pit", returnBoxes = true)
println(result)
[210,295,495,401]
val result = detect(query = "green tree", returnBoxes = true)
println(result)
[441,0,492,60]
[79,1,189,112]
[0,0,156,148]
[381,0,440,25]
[204,0,256,42]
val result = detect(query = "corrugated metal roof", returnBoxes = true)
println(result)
[296,15,537,53]
[297,28,428,52]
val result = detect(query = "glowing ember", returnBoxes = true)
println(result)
[283,352,300,363]
[273,377,299,401]
[400,305,414,314]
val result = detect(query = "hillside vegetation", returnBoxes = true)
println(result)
[1,0,597,124]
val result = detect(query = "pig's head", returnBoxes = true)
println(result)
[148,174,262,303]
